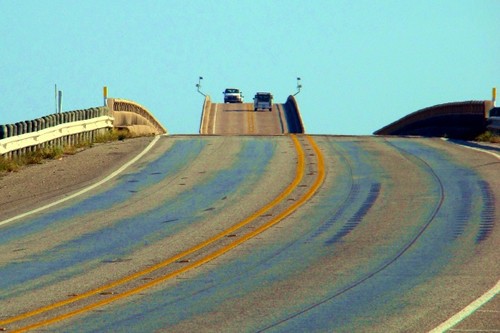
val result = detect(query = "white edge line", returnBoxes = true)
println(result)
[0,135,162,228]
[430,139,499,332]
[429,280,500,333]
[442,138,500,160]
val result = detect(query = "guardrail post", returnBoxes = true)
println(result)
[40,118,46,148]
[0,125,6,139]
[28,120,35,152]
[7,124,14,137]
[13,123,20,136]
[69,112,74,146]
[11,123,18,158]
[19,122,26,155]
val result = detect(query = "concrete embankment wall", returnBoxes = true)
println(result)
[284,95,305,134]
[199,95,212,135]
[0,107,112,159]
[108,98,167,136]
[374,101,493,139]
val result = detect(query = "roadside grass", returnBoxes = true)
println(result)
[0,129,133,174]
[475,131,500,143]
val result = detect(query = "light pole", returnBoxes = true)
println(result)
[54,84,63,113]
[196,76,206,96]
[293,77,302,96]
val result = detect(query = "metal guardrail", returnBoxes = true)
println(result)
[487,117,500,134]
[0,107,109,139]
[0,116,113,158]
[0,107,112,159]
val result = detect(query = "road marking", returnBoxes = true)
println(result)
[443,138,500,160]
[212,104,218,134]
[246,106,255,134]
[200,98,212,134]
[449,329,500,332]
[276,104,285,134]
[0,135,161,229]
[429,280,500,332]
[429,139,500,333]
[4,135,326,331]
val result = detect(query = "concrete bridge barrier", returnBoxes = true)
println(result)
[107,98,167,136]
[284,95,305,134]
[374,101,493,139]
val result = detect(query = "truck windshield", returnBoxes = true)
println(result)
[257,95,271,102]
[226,89,239,93]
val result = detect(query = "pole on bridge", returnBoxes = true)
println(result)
[103,86,108,106]
[196,77,206,97]
[293,77,302,96]
[58,90,63,114]
[493,87,496,107]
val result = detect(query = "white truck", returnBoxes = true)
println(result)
[253,92,273,111]
[223,88,244,103]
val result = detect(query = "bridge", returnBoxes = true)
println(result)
[374,100,494,139]
[0,94,498,332]
[200,95,304,135]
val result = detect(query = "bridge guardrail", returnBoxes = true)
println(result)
[0,116,113,158]
[487,117,500,134]
[284,95,305,134]
[108,98,167,135]
[374,100,491,139]
[0,107,112,159]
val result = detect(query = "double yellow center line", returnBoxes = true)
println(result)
[246,106,256,134]
[3,135,325,332]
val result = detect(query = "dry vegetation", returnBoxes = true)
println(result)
[0,129,132,173]
[475,131,500,143]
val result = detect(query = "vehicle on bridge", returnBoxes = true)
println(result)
[253,92,273,111]
[223,88,244,103]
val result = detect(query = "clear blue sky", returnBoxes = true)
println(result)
[1,0,498,135]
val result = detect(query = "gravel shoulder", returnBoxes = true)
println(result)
[0,136,155,221]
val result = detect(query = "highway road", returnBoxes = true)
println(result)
[201,102,298,135]
[0,131,498,332]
